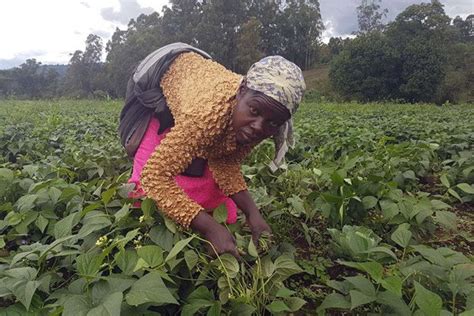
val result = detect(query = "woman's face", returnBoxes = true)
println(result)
[232,85,290,145]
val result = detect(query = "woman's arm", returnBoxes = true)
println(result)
[230,190,259,217]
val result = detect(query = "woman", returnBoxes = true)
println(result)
[119,43,305,258]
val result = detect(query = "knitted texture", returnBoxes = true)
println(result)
[128,117,238,224]
[141,52,253,228]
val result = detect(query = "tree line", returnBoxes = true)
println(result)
[330,0,473,104]
[0,0,322,99]
[0,0,472,104]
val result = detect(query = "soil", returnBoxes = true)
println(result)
[427,202,474,256]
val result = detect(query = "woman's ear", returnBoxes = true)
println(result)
[236,80,248,100]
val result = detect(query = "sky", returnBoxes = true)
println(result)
[0,0,472,69]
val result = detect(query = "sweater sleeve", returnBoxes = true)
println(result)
[208,147,252,196]
[140,120,212,228]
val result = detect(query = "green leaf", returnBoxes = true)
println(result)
[402,170,416,180]
[440,174,450,188]
[213,204,228,224]
[391,225,412,248]
[379,200,399,220]
[261,256,275,278]
[137,245,163,268]
[376,290,411,315]
[0,303,39,316]
[34,215,48,233]
[434,211,457,231]
[0,168,14,181]
[15,194,38,212]
[184,250,199,270]
[248,238,258,257]
[78,211,112,238]
[114,250,138,276]
[414,281,442,316]
[448,188,462,202]
[63,294,91,316]
[101,187,116,205]
[114,203,130,222]
[87,292,123,316]
[125,271,178,306]
[316,293,351,313]
[274,255,303,279]
[216,254,239,278]
[339,261,383,283]
[149,225,174,251]
[350,290,376,309]
[285,296,306,312]
[364,246,398,260]
[266,300,290,313]
[76,252,103,279]
[54,212,78,239]
[141,198,154,219]
[344,275,376,296]
[230,303,256,316]
[48,187,62,206]
[331,170,345,186]
[457,183,474,194]
[431,200,451,210]
[163,217,177,233]
[206,301,221,316]
[276,287,296,298]
[3,267,38,280]
[380,276,403,297]
[9,280,41,311]
[362,196,378,209]
[165,236,193,262]
[182,303,209,316]
[187,286,214,302]
[6,212,22,226]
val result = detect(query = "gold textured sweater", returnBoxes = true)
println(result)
[141,52,253,228]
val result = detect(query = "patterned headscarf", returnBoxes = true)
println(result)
[245,56,306,171]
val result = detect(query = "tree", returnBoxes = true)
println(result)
[355,0,388,34]
[14,59,44,98]
[246,0,284,56]
[278,0,324,69]
[236,17,265,73]
[453,15,474,42]
[329,0,464,103]
[385,0,451,102]
[160,0,202,45]
[195,0,247,70]
[104,12,163,97]
[329,32,400,101]
[63,34,104,97]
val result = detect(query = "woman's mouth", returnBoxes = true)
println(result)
[239,130,254,143]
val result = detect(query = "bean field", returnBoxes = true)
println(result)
[0,100,473,315]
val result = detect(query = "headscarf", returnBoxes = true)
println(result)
[245,56,306,172]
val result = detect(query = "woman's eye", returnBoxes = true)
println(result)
[269,121,279,128]
[249,106,258,115]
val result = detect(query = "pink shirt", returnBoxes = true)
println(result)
[128,116,238,224]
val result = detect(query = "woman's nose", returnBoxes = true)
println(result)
[250,117,264,135]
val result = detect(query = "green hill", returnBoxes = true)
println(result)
[302,64,336,99]
[303,63,330,91]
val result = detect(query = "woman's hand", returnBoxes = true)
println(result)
[190,211,240,259]
[247,211,272,245]
[203,222,241,259]
[231,190,272,245]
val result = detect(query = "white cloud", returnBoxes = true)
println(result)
[319,0,473,41]
[0,0,169,69]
